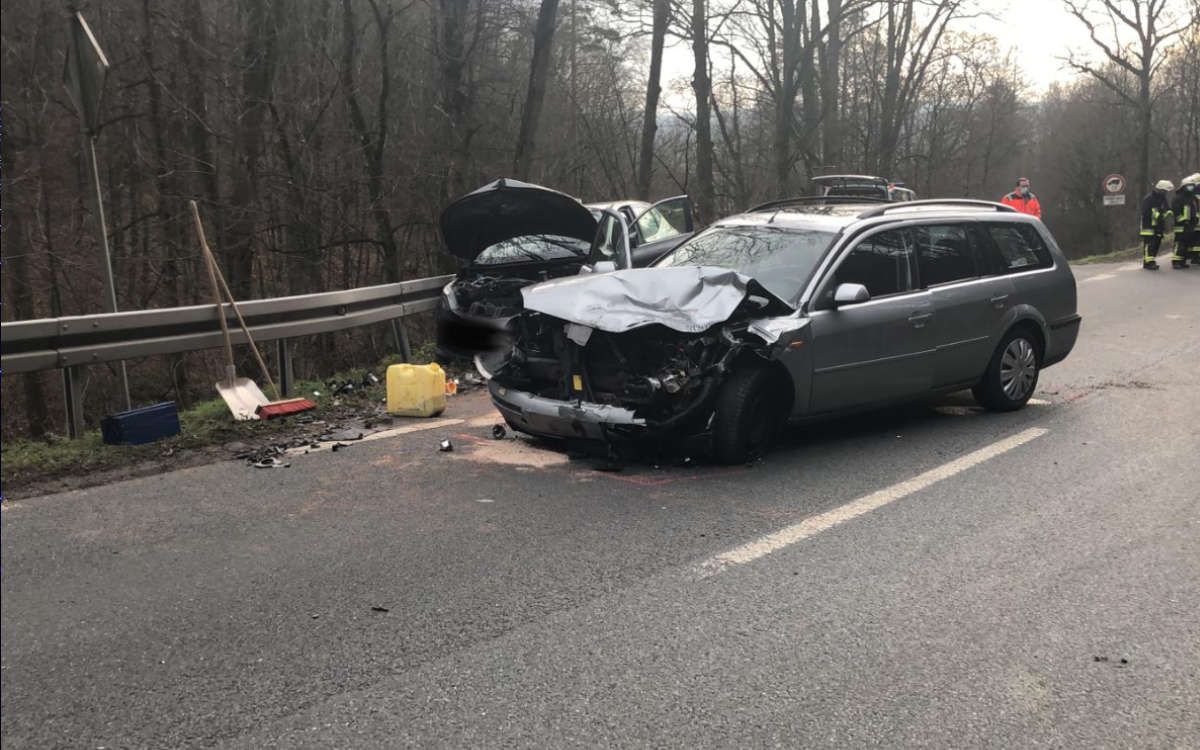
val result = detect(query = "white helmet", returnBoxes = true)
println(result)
[1155,179,1175,191]
[1181,173,1200,187]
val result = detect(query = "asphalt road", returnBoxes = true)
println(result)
[3,262,1198,749]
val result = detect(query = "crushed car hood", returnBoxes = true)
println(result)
[440,178,598,262]
[520,266,793,334]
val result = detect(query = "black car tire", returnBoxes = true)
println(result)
[711,367,785,464]
[972,326,1041,412]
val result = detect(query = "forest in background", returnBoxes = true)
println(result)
[3,0,1199,437]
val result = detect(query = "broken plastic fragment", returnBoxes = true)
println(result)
[491,424,507,440]
[439,439,453,452]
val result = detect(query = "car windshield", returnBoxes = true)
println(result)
[473,234,591,265]
[655,224,837,303]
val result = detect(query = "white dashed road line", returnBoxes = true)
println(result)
[696,427,1050,578]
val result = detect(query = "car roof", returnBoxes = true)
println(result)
[810,174,889,184]
[585,200,652,214]
[713,199,1027,233]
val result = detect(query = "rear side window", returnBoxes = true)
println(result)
[984,224,1052,273]
[914,224,978,286]
[832,228,915,299]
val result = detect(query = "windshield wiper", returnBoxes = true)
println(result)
[541,238,588,256]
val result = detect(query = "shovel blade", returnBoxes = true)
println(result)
[216,377,269,421]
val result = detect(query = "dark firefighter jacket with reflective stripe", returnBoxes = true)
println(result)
[1140,191,1172,235]
[1170,190,1198,234]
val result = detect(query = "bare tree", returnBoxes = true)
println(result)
[513,0,562,179]
[1063,0,1196,193]
[637,0,671,200]
[874,0,963,176]
[341,0,402,281]
[692,0,716,225]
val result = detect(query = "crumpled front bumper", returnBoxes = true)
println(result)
[488,380,646,441]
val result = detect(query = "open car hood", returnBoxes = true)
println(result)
[520,266,793,334]
[440,178,598,262]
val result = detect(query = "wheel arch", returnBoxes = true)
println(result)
[998,305,1049,360]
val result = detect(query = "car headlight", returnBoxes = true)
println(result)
[442,280,459,312]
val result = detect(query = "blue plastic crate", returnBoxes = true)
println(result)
[100,401,181,445]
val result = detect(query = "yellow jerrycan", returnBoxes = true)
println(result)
[386,363,447,417]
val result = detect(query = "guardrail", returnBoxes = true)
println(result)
[1,275,454,437]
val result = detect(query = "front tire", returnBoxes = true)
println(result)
[711,367,786,464]
[972,327,1041,411]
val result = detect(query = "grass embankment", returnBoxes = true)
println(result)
[1072,245,1144,264]
[1,350,448,496]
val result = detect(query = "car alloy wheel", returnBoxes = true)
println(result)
[999,337,1037,401]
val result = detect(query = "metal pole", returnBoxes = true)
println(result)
[87,135,132,411]
[63,366,86,439]
[391,318,412,362]
[276,338,292,398]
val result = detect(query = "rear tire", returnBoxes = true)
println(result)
[711,367,786,464]
[972,326,1041,411]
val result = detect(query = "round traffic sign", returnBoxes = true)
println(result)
[1103,174,1125,194]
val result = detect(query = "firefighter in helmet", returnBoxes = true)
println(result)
[1170,173,1199,268]
[1140,180,1175,270]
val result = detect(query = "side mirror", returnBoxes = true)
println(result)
[592,260,617,274]
[833,282,870,306]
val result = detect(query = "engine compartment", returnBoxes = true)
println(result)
[492,311,766,428]
[449,261,584,319]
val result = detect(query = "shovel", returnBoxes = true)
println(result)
[191,201,268,420]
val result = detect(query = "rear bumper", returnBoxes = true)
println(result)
[1044,313,1081,367]
[489,380,646,441]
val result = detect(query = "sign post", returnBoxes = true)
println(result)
[64,10,131,412]
[1102,173,1126,207]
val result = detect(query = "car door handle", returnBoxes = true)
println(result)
[908,311,933,327]
[990,294,1009,308]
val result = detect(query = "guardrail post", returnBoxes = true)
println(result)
[391,319,412,362]
[62,366,86,439]
[276,338,293,397]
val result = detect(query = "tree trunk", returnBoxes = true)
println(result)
[819,0,843,169]
[181,0,221,305]
[1137,70,1151,193]
[636,0,669,200]
[438,0,472,200]
[692,0,715,225]
[513,0,561,180]
[226,0,277,299]
[773,0,797,196]
[342,0,402,282]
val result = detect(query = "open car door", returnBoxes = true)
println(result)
[630,195,695,266]
[585,207,633,272]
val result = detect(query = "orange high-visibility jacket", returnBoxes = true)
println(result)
[1001,191,1042,218]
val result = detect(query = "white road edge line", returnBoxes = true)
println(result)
[1080,273,1117,283]
[695,427,1050,578]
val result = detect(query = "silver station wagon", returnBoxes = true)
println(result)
[479,198,1081,463]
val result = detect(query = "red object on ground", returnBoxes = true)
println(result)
[256,398,317,419]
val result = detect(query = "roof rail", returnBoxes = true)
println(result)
[747,196,887,213]
[857,199,1016,218]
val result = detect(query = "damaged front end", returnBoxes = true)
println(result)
[483,267,796,446]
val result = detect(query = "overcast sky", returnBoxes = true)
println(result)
[657,0,1192,100]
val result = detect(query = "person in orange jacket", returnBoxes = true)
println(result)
[1001,177,1042,218]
